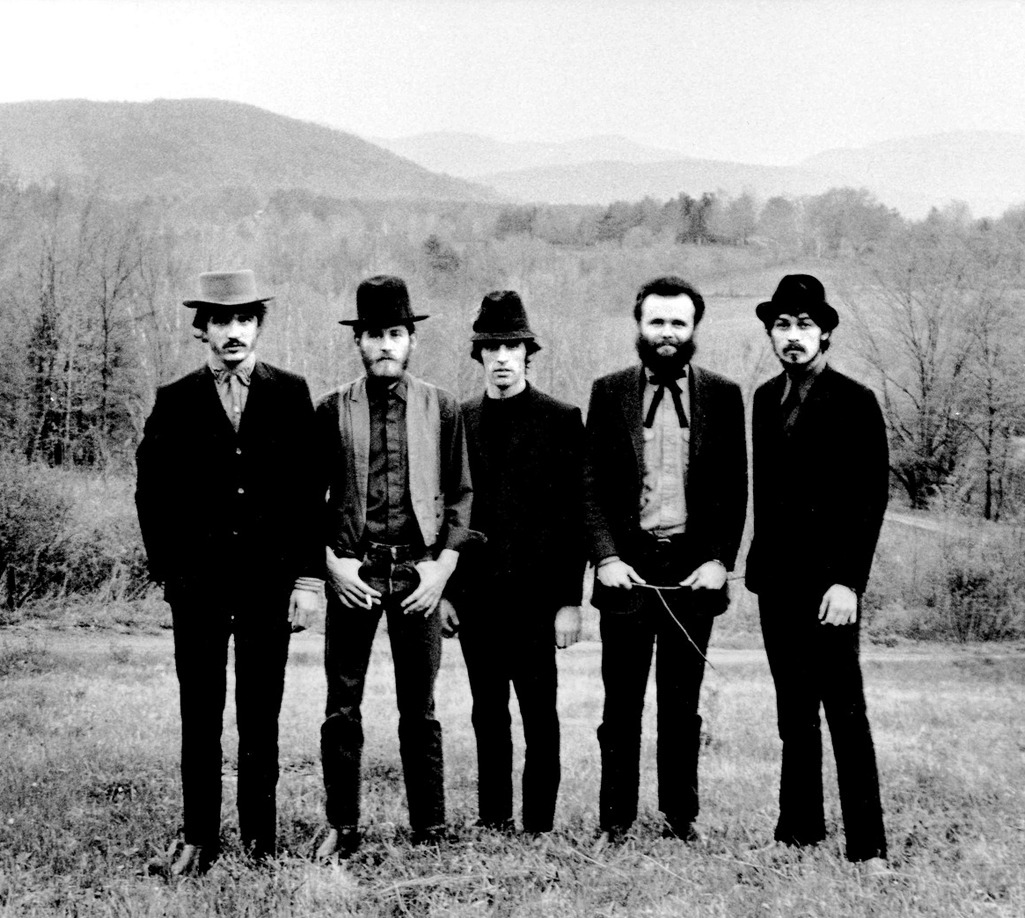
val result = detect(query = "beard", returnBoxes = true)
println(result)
[635,335,696,378]
[362,351,411,379]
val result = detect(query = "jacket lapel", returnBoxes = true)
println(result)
[688,364,705,466]
[625,365,646,481]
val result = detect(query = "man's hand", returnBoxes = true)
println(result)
[819,584,859,626]
[680,560,727,591]
[554,605,582,649]
[596,558,646,590]
[288,588,324,632]
[325,550,380,610]
[402,549,459,617]
[439,597,460,638]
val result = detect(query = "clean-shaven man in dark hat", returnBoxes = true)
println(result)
[315,275,475,859]
[583,276,747,843]
[135,270,324,876]
[446,290,585,835]
[747,274,889,872]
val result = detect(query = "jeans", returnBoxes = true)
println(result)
[321,547,445,832]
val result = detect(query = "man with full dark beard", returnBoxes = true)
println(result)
[583,276,747,843]
[314,275,474,859]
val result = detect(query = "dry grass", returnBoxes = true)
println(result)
[0,625,1023,917]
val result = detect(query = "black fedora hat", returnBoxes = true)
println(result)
[340,275,429,328]
[755,274,839,332]
[470,290,541,352]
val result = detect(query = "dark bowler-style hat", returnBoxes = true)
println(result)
[339,275,429,328]
[756,274,839,332]
[470,290,541,353]
[183,270,274,309]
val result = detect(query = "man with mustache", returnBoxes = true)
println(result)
[747,274,888,871]
[135,270,324,875]
[315,275,474,859]
[583,276,747,843]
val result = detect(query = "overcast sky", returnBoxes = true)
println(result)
[3,0,1024,165]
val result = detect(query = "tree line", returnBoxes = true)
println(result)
[2,166,1025,519]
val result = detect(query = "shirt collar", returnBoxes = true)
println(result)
[646,365,688,387]
[781,357,826,403]
[367,373,408,401]
[208,352,256,385]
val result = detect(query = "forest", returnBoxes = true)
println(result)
[2,168,1025,627]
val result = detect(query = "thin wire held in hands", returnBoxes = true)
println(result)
[643,583,722,676]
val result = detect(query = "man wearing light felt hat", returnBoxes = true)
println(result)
[136,270,325,876]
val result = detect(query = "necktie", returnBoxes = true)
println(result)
[212,368,251,431]
[781,385,802,433]
[645,378,688,428]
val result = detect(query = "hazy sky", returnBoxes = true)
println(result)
[3,0,1024,165]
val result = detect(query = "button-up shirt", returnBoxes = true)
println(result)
[209,352,256,430]
[640,368,690,535]
[364,377,423,547]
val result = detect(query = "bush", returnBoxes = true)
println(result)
[0,456,150,616]
[936,533,1025,641]
[0,456,74,611]
[865,515,1025,642]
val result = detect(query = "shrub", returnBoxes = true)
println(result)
[0,455,74,612]
[0,456,150,616]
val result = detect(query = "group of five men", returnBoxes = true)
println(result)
[135,269,889,877]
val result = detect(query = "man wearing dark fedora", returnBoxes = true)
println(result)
[446,290,585,835]
[583,276,747,843]
[315,274,474,859]
[747,273,889,870]
[135,270,324,875]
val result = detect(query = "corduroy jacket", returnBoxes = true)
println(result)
[583,363,748,614]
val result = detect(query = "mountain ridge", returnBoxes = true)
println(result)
[0,99,496,202]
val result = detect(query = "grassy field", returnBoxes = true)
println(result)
[0,624,1023,917]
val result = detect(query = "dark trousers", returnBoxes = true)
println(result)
[598,578,714,834]
[460,606,560,832]
[759,591,887,862]
[321,555,445,832]
[171,596,291,856]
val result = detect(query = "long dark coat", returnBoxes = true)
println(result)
[746,364,889,597]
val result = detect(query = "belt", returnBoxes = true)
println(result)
[364,541,424,563]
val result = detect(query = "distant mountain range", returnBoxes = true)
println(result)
[0,99,495,202]
[373,130,1025,218]
[0,101,1019,218]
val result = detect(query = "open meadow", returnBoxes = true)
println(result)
[1,621,1022,917]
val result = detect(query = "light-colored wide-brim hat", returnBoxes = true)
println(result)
[183,270,275,309]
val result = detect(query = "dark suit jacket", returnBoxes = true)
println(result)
[452,384,586,613]
[746,364,889,597]
[583,364,748,613]
[135,361,323,608]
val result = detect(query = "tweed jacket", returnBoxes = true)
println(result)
[583,363,748,613]
[135,361,323,607]
[746,364,889,597]
[315,373,474,559]
[452,384,586,611]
